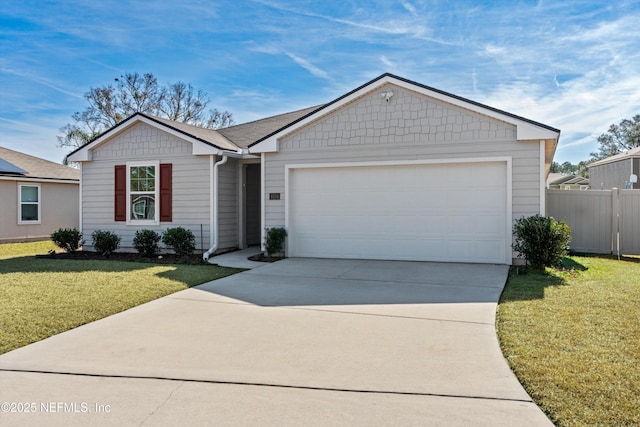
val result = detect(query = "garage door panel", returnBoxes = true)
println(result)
[446,215,479,234]
[476,215,505,234]
[476,240,506,261]
[289,162,508,264]
[474,188,506,207]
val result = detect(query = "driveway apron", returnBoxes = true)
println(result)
[0,258,552,426]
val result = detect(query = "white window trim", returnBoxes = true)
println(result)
[126,161,160,226]
[18,183,41,225]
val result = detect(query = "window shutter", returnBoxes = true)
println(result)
[160,163,172,222]
[114,165,126,222]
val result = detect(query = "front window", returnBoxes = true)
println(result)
[128,164,158,224]
[19,184,40,224]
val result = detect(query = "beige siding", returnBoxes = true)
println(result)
[81,122,238,253]
[0,180,79,242]
[263,84,542,235]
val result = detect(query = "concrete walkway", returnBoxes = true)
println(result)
[0,258,552,426]
[207,246,264,269]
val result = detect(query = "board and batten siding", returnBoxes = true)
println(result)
[589,159,633,190]
[263,84,542,238]
[81,122,237,253]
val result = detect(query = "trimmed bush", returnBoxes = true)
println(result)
[50,228,83,253]
[265,227,287,258]
[512,214,571,269]
[133,229,161,258]
[91,230,121,257]
[162,227,196,259]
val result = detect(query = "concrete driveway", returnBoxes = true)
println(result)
[0,258,552,426]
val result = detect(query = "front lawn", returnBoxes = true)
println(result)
[0,241,243,355]
[497,255,640,426]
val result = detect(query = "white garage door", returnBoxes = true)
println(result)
[288,162,509,264]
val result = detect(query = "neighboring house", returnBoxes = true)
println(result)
[0,146,79,243]
[547,173,589,190]
[68,73,560,265]
[588,146,640,189]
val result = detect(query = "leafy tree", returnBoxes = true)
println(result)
[590,114,640,160]
[550,160,589,178]
[58,72,234,152]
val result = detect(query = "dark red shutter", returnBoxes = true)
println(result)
[159,163,172,222]
[114,165,126,222]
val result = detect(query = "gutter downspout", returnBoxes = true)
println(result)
[203,154,228,261]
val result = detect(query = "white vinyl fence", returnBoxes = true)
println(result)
[546,189,640,256]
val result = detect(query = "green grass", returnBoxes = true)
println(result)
[0,241,243,355]
[497,256,640,426]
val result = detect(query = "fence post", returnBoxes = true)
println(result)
[612,188,620,259]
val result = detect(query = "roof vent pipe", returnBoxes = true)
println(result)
[203,154,228,261]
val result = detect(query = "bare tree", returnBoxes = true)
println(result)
[58,72,233,152]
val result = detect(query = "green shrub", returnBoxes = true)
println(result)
[91,230,121,257]
[162,227,196,259]
[512,214,571,269]
[50,228,83,253]
[133,229,161,258]
[265,227,287,257]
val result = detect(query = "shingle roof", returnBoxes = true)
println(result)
[0,146,79,181]
[547,173,589,186]
[149,107,324,150]
[145,115,240,152]
[217,105,324,149]
[588,146,640,168]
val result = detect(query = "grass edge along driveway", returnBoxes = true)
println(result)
[497,255,640,426]
[0,241,243,355]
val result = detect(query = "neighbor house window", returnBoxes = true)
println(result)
[19,184,41,224]
[114,163,172,224]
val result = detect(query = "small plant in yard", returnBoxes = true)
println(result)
[50,228,83,253]
[265,227,287,258]
[133,229,161,258]
[162,227,196,259]
[512,214,571,269]
[91,230,121,257]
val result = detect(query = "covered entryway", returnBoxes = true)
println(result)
[287,160,510,264]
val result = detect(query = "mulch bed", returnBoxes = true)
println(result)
[38,250,286,265]
[247,253,285,263]
[37,251,205,265]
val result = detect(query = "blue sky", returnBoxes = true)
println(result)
[1,0,639,164]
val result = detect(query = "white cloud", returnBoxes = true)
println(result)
[380,55,396,70]
[401,1,419,17]
[0,115,73,163]
[284,52,330,80]
[0,67,82,99]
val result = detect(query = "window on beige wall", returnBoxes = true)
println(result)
[18,183,41,224]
